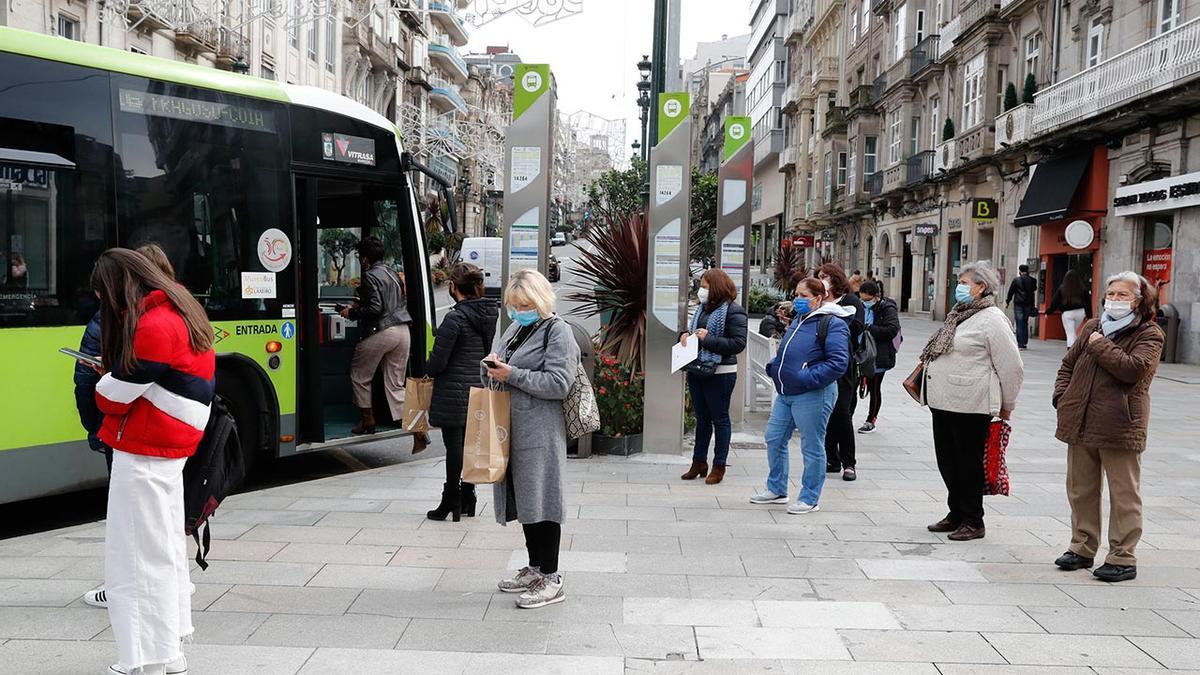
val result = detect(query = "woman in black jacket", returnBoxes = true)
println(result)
[817,263,865,481]
[680,268,748,485]
[426,263,499,521]
[856,280,900,434]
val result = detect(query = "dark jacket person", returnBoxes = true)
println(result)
[817,263,865,481]
[426,263,498,521]
[1052,272,1164,583]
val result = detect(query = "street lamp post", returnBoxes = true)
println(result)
[457,166,471,236]
[637,56,652,163]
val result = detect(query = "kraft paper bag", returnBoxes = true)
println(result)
[462,385,510,484]
[402,377,434,433]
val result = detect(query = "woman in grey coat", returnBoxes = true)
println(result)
[483,269,580,609]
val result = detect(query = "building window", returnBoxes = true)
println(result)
[935,0,944,27]
[130,46,147,55]
[862,0,870,31]
[289,0,299,48]
[916,10,925,43]
[848,151,858,195]
[851,11,859,46]
[57,14,79,40]
[1159,0,1180,34]
[962,52,985,129]
[893,3,908,63]
[995,65,1007,115]
[262,64,276,80]
[1087,17,1105,68]
[864,136,878,175]
[308,17,319,61]
[929,96,939,148]
[325,16,336,72]
[1024,34,1040,85]
[806,172,813,201]
[910,116,920,155]
[889,110,902,164]
[824,152,833,204]
[837,152,847,187]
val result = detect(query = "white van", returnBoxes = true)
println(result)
[459,237,503,298]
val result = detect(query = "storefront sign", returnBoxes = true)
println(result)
[1064,219,1096,250]
[821,229,836,242]
[792,235,815,248]
[1142,247,1173,287]
[947,217,962,231]
[1113,171,1200,216]
[972,199,998,221]
[914,223,938,237]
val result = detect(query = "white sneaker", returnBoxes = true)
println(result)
[787,501,820,514]
[84,588,108,609]
[749,490,788,504]
[107,657,185,675]
[497,566,542,593]
[516,573,565,609]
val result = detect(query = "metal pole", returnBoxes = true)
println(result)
[648,0,668,147]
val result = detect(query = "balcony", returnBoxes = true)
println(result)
[779,146,799,171]
[848,84,876,117]
[428,39,469,83]
[956,123,995,162]
[824,105,848,136]
[937,16,961,59]
[1031,17,1200,136]
[867,171,883,197]
[934,138,957,173]
[783,82,803,112]
[995,104,1032,146]
[429,77,468,114]
[906,150,934,185]
[175,19,218,52]
[127,5,170,31]
[883,162,907,192]
[429,2,470,46]
[787,2,814,43]
[871,0,889,15]
[872,73,888,103]
[214,25,250,70]
[909,35,941,79]
[959,0,1000,38]
[811,56,838,84]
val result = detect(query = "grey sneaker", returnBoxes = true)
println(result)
[787,501,820,514]
[749,490,788,504]
[497,566,542,593]
[516,573,565,609]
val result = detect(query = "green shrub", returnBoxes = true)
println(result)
[942,117,956,142]
[748,284,785,316]
[1004,83,1018,112]
[1022,73,1038,104]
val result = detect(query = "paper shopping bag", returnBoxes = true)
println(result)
[461,385,510,484]
[401,377,434,432]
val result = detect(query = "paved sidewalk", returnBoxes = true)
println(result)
[3,318,1200,674]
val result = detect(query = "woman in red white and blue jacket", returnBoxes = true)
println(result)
[91,248,214,675]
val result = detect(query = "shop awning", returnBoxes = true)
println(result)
[1013,152,1092,227]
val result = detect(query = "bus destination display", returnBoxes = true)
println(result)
[119,89,275,133]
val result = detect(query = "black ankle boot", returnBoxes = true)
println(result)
[460,483,477,518]
[426,482,461,522]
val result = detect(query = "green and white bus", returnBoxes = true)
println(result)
[0,27,452,504]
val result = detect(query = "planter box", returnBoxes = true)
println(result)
[593,433,643,456]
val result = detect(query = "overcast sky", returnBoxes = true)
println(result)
[467,1,748,163]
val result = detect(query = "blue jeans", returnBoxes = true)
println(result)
[688,372,737,465]
[1014,305,1032,348]
[764,383,839,504]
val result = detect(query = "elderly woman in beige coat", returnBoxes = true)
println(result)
[918,261,1025,541]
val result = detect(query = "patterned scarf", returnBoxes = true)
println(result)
[690,301,729,364]
[919,293,998,364]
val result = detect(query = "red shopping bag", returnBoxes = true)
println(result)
[984,419,1012,496]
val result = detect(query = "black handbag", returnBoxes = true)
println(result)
[683,359,718,378]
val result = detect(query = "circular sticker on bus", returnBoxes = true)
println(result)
[258,228,292,272]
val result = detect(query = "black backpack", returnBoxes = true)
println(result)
[184,395,244,571]
[855,329,878,379]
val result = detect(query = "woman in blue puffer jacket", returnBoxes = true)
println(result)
[753,277,852,514]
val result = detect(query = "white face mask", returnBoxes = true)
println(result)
[1104,299,1133,319]
[697,288,710,304]
[821,278,832,291]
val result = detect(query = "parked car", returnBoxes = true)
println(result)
[551,232,567,247]
[459,237,503,298]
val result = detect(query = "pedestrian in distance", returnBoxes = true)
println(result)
[847,270,864,294]
[425,263,498,522]
[680,268,748,485]
[91,248,216,675]
[856,280,900,434]
[1053,272,1164,582]
[340,236,416,445]
[77,243,179,612]
[817,263,865,481]
[919,261,1024,542]
[753,277,852,514]
[758,301,793,339]
[1047,268,1092,349]
[485,270,580,609]
[1005,263,1038,349]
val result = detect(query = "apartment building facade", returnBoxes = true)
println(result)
[748,0,791,273]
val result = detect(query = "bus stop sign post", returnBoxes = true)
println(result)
[500,64,556,329]
[642,92,692,455]
[716,116,753,425]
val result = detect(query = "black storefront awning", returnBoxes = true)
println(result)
[1013,152,1092,227]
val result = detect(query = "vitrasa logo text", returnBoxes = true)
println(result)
[322,133,377,167]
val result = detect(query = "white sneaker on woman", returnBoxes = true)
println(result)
[83,588,108,609]
[106,656,186,675]
[497,566,542,593]
[516,574,564,609]
[787,501,820,514]
[749,490,788,504]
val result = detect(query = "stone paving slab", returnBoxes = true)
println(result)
[4,319,1200,672]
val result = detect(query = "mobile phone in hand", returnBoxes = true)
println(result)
[482,359,500,369]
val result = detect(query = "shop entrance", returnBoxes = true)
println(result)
[901,234,914,312]
[945,231,962,315]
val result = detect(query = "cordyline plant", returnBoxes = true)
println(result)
[567,212,648,370]
[773,244,809,292]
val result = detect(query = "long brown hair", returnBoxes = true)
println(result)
[91,248,213,374]
[701,268,737,310]
[135,243,176,279]
[817,263,851,296]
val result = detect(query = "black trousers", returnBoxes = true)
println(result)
[867,372,886,423]
[825,375,858,469]
[440,425,473,490]
[931,408,990,529]
[522,521,562,575]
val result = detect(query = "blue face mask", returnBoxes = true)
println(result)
[793,297,811,316]
[863,299,878,308]
[955,284,975,305]
[508,307,541,327]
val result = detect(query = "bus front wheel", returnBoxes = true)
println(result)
[215,362,274,482]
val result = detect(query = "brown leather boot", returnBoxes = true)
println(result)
[705,464,726,485]
[352,407,376,435]
[681,461,709,480]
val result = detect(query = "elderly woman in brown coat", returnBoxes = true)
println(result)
[1053,272,1164,582]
